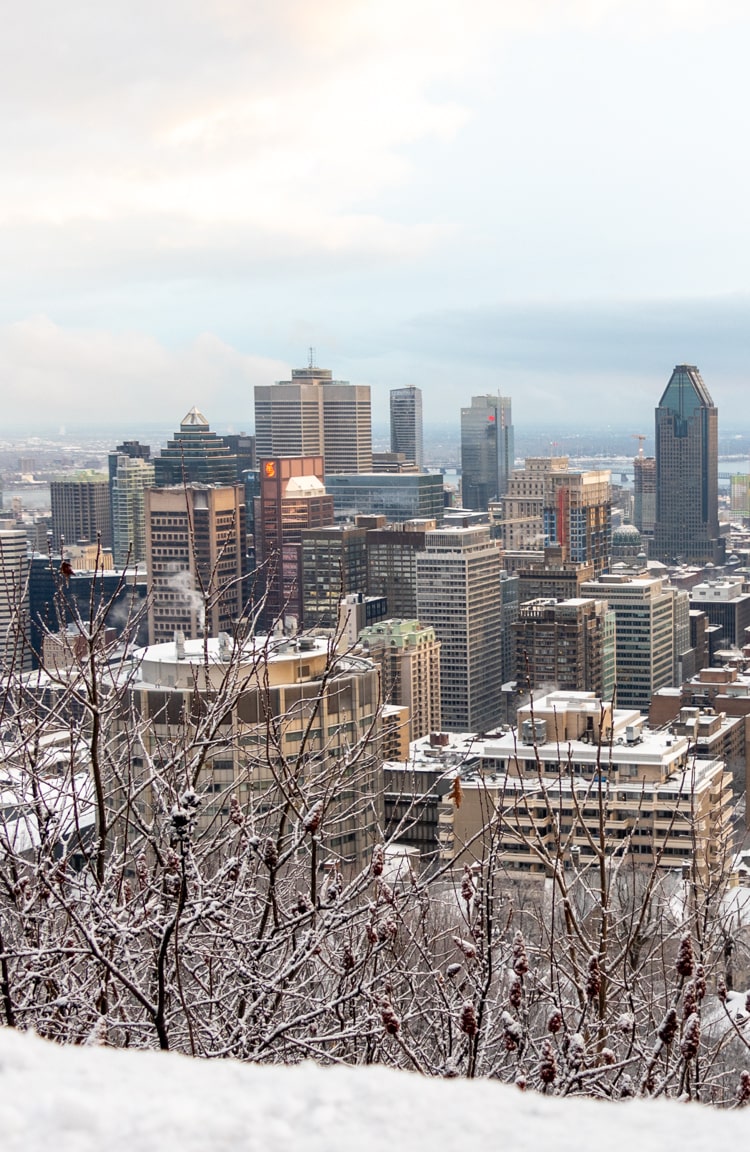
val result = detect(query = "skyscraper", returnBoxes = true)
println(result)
[51,474,112,550]
[255,456,335,630]
[145,484,247,644]
[543,468,612,576]
[154,408,238,487]
[416,525,502,732]
[110,453,155,568]
[0,530,31,672]
[653,365,724,565]
[254,360,372,474]
[460,394,514,510]
[390,386,423,470]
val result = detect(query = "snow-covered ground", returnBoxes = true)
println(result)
[1,1027,749,1152]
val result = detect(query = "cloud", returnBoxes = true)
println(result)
[0,316,284,426]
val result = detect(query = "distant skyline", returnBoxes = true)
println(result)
[3,2,750,429]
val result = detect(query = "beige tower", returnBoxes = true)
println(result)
[358,618,442,741]
[145,485,247,644]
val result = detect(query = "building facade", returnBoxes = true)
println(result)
[300,524,368,629]
[110,453,155,568]
[145,484,247,644]
[153,408,238,487]
[255,456,334,630]
[512,597,616,699]
[0,530,31,672]
[653,364,724,565]
[460,394,514,510]
[416,525,502,733]
[51,474,112,551]
[357,618,442,741]
[390,386,423,470]
[254,362,372,475]
[325,473,444,524]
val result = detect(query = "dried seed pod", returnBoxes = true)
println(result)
[512,930,529,976]
[547,1009,563,1034]
[381,998,401,1036]
[658,1008,678,1046]
[262,837,278,870]
[681,1012,700,1060]
[509,975,522,1009]
[585,956,601,1003]
[371,844,385,877]
[303,800,323,834]
[538,1039,557,1086]
[460,1000,478,1037]
[676,934,694,978]
[694,963,706,1002]
[737,1070,750,1106]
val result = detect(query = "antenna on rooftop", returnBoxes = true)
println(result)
[308,346,316,369]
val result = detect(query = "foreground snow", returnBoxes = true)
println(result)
[1,1026,748,1152]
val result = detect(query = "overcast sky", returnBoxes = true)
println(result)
[3,0,750,433]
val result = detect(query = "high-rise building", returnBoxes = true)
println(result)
[512,597,616,699]
[255,457,335,630]
[543,468,611,576]
[390,386,423,470]
[110,454,155,568]
[491,456,568,552]
[0,530,31,672]
[254,361,372,474]
[51,474,112,551]
[460,394,514,510]
[300,524,368,629]
[366,520,436,620]
[145,484,247,644]
[633,453,656,541]
[357,618,441,741]
[154,408,238,487]
[417,526,502,733]
[580,573,675,711]
[653,364,724,565]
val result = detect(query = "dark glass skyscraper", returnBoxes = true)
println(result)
[390,386,423,470]
[460,394,513,510]
[653,365,724,565]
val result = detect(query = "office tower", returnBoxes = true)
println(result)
[580,573,675,711]
[254,361,372,474]
[255,457,335,630]
[633,453,656,540]
[110,454,155,568]
[653,364,724,565]
[512,598,615,699]
[730,474,750,517]
[51,473,112,550]
[325,473,444,523]
[366,520,435,619]
[154,408,238,487]
[543,468,611,575]
[460,394,514,510]
[145,484,247,644]
[390,386,423,470]
[0,530,31,672]
[417,526,502,733]
[300,524,368,629]
[491,456,568,551]
[358,619,441,740]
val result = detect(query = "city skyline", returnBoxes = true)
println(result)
[3,4,750,428]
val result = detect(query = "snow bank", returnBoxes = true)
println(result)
[0,1026,747,1152]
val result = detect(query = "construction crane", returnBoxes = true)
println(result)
[632,433,647,458]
